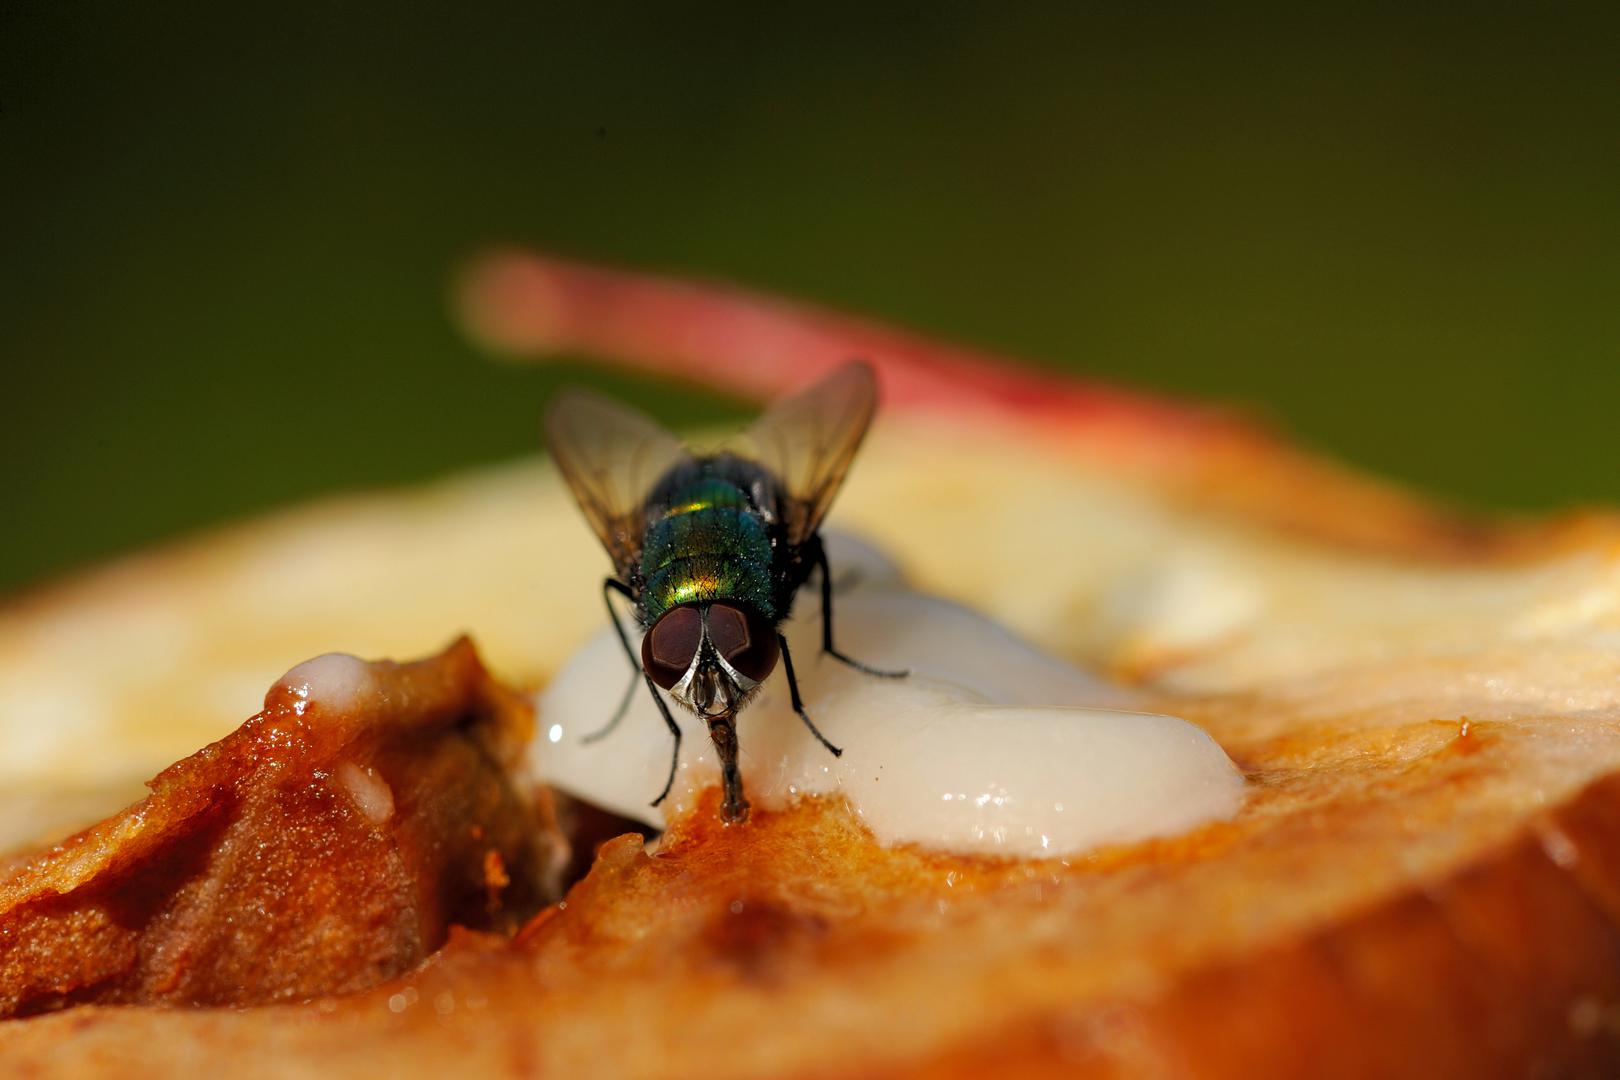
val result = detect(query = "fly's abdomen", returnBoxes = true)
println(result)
[640,483,774,622]
[643,552,773,621]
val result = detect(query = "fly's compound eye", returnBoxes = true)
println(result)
[642,605,703,689]
[706,603,780,685]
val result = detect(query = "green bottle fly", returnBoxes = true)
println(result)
[544,361,904,824]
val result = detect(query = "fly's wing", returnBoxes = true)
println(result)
[543,389,691,577]
[737,361,879,546]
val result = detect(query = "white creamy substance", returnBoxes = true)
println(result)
[528,536,1245,858]
[276,652,375,716]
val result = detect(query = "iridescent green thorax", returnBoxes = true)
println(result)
[640,475,774,624]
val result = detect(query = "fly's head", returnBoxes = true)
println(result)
[641,602,780,720]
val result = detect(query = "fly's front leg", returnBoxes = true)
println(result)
[706,716,750,823]
[645,672,683,807]
[582,578,641,744]
[815,542,907,678]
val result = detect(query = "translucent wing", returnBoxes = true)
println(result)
[738,361,878,546]
[543,389,691,576]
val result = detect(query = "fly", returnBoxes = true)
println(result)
[543,361,905,823]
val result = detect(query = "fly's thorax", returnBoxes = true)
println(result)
[645,455,779,519]
[652,475,751,516]
[641,506,769,572]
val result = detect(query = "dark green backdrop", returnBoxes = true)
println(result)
[6,5,1620,593]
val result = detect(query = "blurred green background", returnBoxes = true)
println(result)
[5,4,1620,594]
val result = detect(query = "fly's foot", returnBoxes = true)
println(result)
[826,648,908,679]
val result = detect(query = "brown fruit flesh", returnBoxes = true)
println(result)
[6,651,1620,1075]
[0,639,555,1017]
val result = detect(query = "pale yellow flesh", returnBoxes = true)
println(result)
[3,416,1620,848]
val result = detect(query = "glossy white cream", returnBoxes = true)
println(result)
[528,536,1245,858]
[336,761,395,824]
[275,652,374,716]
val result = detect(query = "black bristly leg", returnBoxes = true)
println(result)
[644,671,683,807]
[582,676,638,745]
[815,542,908,679]
[584,579,682,807]
[581,578,640,744]
[778,632,842,758]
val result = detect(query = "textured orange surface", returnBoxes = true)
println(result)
[0,639,553,1017]
[7,683,1620,1078]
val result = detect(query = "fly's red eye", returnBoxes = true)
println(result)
[642,605,703,689]
[706,603,780,685]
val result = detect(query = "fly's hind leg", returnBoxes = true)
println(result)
[815,543,908,679]
[581,578,641,744]
[582,674,638,745]
[583,579,682,809]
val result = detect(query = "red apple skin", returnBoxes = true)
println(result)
[457,249,1236,444]
[459,249,1596,560]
